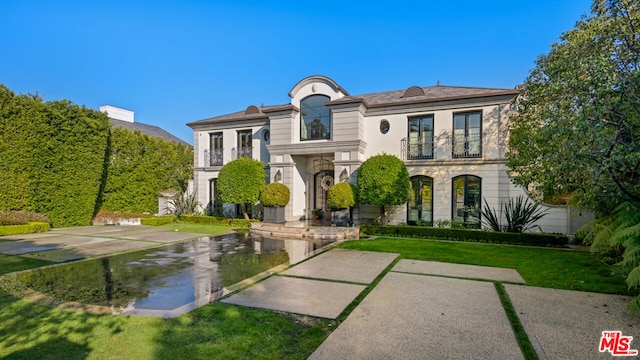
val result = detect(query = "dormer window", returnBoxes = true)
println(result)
[300,95,331,141]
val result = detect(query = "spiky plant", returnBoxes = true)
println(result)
[588,202,640,314]
[481,195,547,233]
[503,195,548,233]
[481,199,503,231]
[167,191,201,216]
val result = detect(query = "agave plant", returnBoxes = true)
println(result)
[167,191,201,216]
[587,202,640,314]
[481,195,548,233]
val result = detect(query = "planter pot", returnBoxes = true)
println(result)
[331,208,352,227]
[263,206,286,223]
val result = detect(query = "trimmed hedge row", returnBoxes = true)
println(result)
[179,215,254,228]
[141,216,175,226]
[361,225,568,247]
[0,222,50,236]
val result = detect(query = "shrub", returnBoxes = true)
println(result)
[360,224,568,247]
[178,214,254,228]
[357,154,409,223]
[0,210,50,226]
[482,196,548,233]
[218,158,266,220]
[260,183,290,207]
[167,191,201,216]
[141,216,175,226]
[327,182,357,210]
[0,222,50,236]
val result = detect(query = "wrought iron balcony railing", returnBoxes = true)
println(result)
[452,133,482,158]
[401,137,434,160]
[204,148,223,166]
[231,146,253,160]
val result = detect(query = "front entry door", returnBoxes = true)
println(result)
[314,171,334,213]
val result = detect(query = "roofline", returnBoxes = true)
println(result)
[326,89,519,108]
[288,75,350,98]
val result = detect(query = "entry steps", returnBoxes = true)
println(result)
[250,222,359,241]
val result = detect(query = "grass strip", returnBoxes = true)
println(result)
[494,282,539,360]
[338,238,631,295]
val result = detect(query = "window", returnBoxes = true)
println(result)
[408,176,433,225]
[407,115,434,159]
[379,120,390,134]
[207,132,223,166]
[301,95,331,140]
[452,175,481,228]
[207,178,222,216]
[453,112,482,158]
[262,129,270,142]
[237,130,252,158]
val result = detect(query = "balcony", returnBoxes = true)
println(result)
[401,137,434,160]
[452,133,482,158]
[204,148,223,166]
[232,146,253,159]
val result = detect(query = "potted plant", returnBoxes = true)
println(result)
[260,183,290,223]
[312,208,323,220]
[327,182,357,226]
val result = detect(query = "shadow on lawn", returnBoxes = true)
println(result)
[0,289,126,359]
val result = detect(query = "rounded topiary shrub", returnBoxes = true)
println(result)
[327,182,357,210]
[260,183,290,207]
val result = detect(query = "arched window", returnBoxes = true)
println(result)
[452,175,481,228]
[300,95,331,140]
[408,176,433,225]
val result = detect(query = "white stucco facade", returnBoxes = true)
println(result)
[187,75,589,234]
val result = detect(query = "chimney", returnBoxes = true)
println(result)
[100,105,134,123]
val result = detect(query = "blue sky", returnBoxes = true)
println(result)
[0,0,591,144]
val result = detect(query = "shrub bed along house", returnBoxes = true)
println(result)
[361,224,569,247]
[0,210,51,236]
[178,215,254,228]
[0,222,50,236]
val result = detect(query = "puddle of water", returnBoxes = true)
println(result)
[13,232,333,317]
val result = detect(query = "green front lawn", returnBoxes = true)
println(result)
[0,235,633,359]
[0,288,332,359]
[157,222,233,235]
[338,238,632,295]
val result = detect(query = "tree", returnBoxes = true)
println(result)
[357,154,409,223]
[507,0,640,211]
[507,0,640,314]
[217,157,265,220]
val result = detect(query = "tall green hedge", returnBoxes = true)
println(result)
[101,127,193,213]
[0,85,111,227]
[0,84,193,227]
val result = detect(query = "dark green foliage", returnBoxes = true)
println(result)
[587,202,640,314]
[101,127,193,213]
[0,85,193,226]
[482,196,548,233]
[361,224,568,247]
[357,154,409,207]
[327,182,357,210]
[179,214,253,228]
[0,222,50,236]
[140,216,175,226]
[259,183,290,207]
[218,158,266,220]
[0,85,111,227]
[0,210,49,226]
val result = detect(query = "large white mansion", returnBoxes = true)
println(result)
[187,75,589,234]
